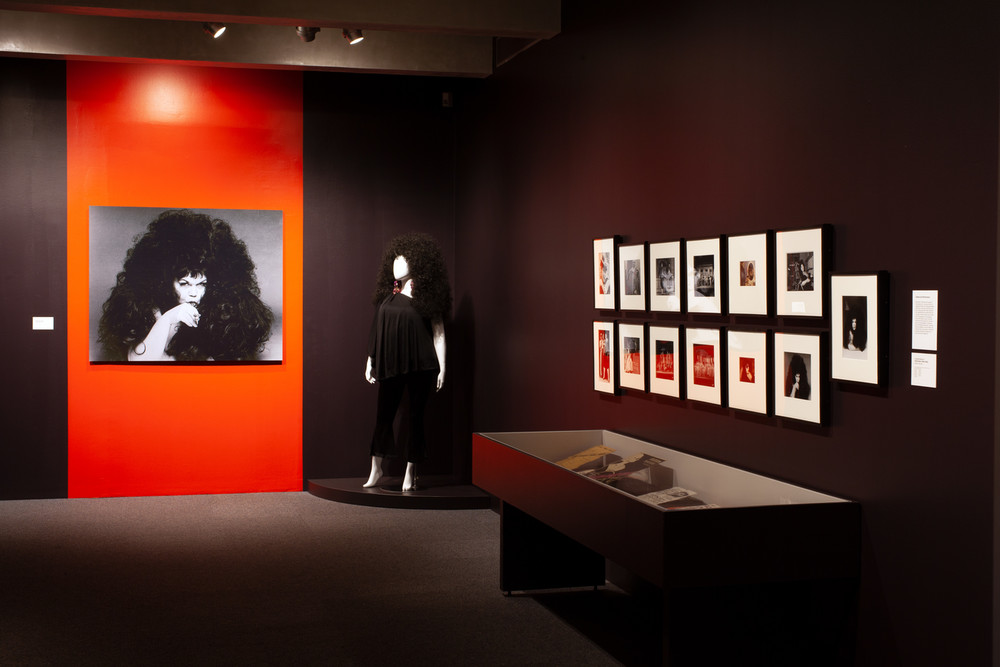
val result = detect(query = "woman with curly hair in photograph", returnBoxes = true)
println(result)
[97,209,274,362]
[363,232,451,492]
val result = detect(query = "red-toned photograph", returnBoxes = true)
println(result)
[693,344,715,387]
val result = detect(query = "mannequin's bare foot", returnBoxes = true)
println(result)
[363,456,384,488]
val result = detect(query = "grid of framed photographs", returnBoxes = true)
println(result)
[592,226,889,425]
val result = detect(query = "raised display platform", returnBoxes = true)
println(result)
[307,476,491,510]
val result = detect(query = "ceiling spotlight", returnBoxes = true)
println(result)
[202,23,226,39]
[342,29,364,45]
[296,26,320,42]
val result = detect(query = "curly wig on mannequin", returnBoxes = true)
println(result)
[98,209,274,361]
[372,232,452,319]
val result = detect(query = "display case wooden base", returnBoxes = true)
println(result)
[473,430,860,666]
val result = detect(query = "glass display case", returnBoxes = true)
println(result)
[472,430,860,664]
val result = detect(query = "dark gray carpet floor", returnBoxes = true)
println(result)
[0,492,657,666]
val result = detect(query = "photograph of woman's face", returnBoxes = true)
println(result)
[89,206,284,363]
[174,272,207,306]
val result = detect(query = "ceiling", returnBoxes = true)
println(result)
[0,0,561,77]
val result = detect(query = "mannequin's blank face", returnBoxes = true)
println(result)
[393,256,409,280]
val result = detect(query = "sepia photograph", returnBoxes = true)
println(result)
[740,261,756,287]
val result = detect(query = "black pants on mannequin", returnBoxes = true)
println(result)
[369,369,437,462]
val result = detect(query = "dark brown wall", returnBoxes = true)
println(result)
[456,1,998,665]
[0,60,68,500]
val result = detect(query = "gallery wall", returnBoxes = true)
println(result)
[0,59,68,500]
[455,0,999,665]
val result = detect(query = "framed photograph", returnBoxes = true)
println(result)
[648,240,682,313]
[686,237,724,314]
[774,332,823,424]
[685,327,723,405]
[727,232,770,316]
[618,322,647,391]
[648,325,682,398]
[89,206,284,364]
[594,320,618,394]
[727,330,769,415]
[594,236,620,310]
[776,227,826,317]
[831,272,888,385]
[618,243,648,311]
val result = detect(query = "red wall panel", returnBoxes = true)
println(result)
[67,62,303,497]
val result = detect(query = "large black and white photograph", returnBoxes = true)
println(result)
[685,237,723,314]
[648,240,682,312]
[831,272,885,385]
[89,206,283,363]
[618,242,647,311]
[775,227,825,317]
[774,332,822,423]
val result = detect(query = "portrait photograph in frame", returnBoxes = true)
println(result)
[619,242,648,312]
[727,329,769,415]
[648,240,682,313]
[774,332,823,424]
[831,272,888,386]
[685,327,723,405]
[648,325,682,398]
[594,320,618,394]
[594,236,620,310]
[776,226,826,317]
[618,322,647,392]
[89,206,284,364]
[686,237,724,314]
[727,232,770,316]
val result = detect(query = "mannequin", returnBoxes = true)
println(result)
[363,233,450,492]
